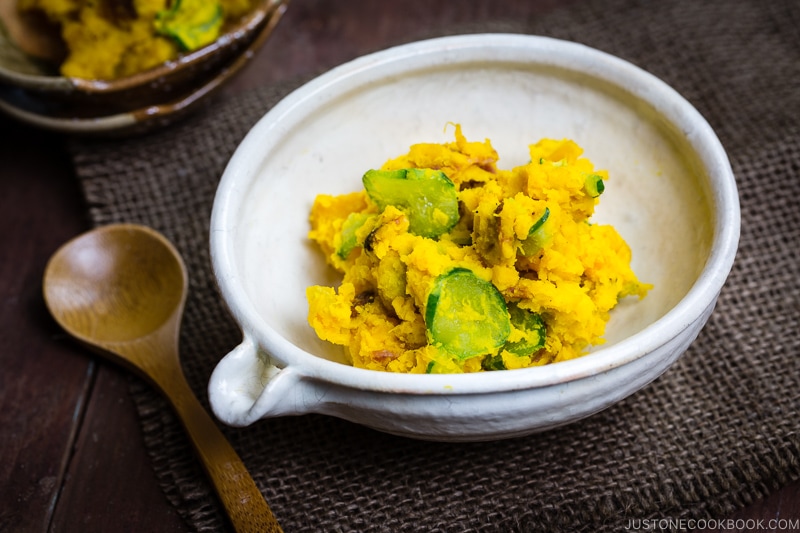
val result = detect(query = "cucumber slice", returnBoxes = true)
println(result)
[425,268,510,360]
[336,212,372,259]
[504,303,546,356]
[155,0,224,52]
[481,354,506,371]
[362,168,459,238]
[519,207,552,256]
[584,173,605,198]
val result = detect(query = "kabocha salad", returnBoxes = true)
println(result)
[17,0,256,79]
[306,125,651,374]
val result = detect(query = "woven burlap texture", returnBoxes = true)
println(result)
[70,0,800,531]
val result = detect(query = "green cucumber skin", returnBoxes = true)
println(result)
[504,303,546,357]
[336,212,372,259]
[362,168,459,238]
[481,354,506,371]
[528,207,550,236]
[520,207,551,256]
[155,0,223,52]
[584,174,605,198]
[425,268,510,360]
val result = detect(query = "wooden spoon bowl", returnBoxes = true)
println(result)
[44,224,185,344]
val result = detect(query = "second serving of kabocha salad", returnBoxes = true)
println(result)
[17,0,257,79]
[306,125,651,374]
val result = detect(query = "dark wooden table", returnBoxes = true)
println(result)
[1,1,798,532]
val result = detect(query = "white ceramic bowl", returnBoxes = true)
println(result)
[208,34,740,441]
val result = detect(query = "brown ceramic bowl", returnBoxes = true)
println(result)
[0,0,287,132]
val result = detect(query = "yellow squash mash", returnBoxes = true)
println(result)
[18,0,255,79]
[306,126,651,374]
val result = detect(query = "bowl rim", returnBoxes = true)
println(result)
[0,0,284,93]
[210,33,741,395]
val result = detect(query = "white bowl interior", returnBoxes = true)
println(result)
[218,37,716,372]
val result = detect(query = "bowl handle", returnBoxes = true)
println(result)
[208,336,311,426]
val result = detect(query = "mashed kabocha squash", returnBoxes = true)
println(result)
[306,125,651,374]
[17,0,255,79]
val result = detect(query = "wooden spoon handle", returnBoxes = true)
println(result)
[168,374,283,533]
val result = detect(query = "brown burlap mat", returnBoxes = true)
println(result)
[69,0,800,531]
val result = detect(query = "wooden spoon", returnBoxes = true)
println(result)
[42,223,283,533]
